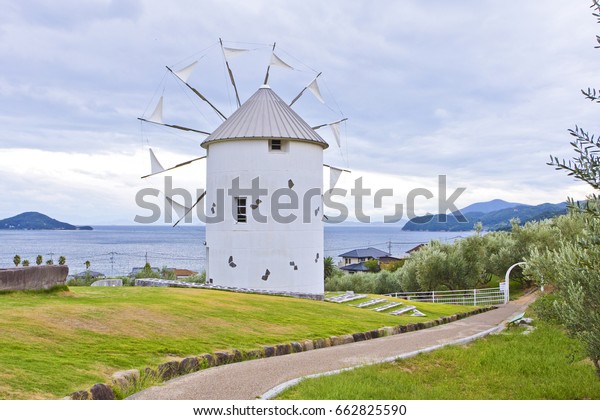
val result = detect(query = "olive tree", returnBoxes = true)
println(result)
[539,0,600,379]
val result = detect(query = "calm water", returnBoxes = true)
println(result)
[0,225,471,276]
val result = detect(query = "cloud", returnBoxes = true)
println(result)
[0,0,598,224]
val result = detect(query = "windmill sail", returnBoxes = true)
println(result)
[138,117,211,135]
[149,148,165,174]
[307,78,325,103]
[270,52,294,70]
[173,61,198,83]
[142,155,206,179]
[289,73,322,107]
[312,118,348,147]
[223,47,249,60]
[220,38,242,108]
[323,163,351,190]
[263,42,276,85]
[167,66,227,120]
[329,166,343,190]
[148,96,164,124]
[170,192,207,227]
[329,121,341,147]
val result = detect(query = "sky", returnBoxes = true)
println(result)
[0,0,598,225]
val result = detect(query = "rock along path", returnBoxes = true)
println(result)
[128,293,536,400]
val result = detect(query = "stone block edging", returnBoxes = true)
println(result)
[66,306,495,400]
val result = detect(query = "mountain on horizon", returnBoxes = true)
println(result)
[459,199,523,214]
[402,200,568,232]
[0,212,93,231]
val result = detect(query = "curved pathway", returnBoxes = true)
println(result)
[129,293,536,400]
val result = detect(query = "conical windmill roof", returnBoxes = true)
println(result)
[201,85,328,149]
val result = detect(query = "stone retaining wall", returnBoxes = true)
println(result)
[0,265,69,291]
[67,306,495,400]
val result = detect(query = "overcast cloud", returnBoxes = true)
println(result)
[0,0,598,224]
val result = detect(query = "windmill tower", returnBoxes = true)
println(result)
[201,85,328,299]
[139,42,348,300]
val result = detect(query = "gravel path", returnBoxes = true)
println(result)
[128,293,536,400]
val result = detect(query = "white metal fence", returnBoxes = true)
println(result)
[385,286,506,306]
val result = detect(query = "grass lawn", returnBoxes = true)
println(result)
[276,320,600,400]
[0,286,475,399]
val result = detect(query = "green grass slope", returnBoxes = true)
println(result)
[0,287,474,399]
[277,320,600,400]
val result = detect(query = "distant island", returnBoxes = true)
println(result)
[402,199,568,232]
[0,212,93,230]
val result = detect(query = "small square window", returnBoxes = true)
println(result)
[270,139,282,151]
[235,197,247,223]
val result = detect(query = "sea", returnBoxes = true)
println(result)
[0,225,472,277]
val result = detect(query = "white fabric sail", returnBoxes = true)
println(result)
[329,121,341,147]
[270,52,294,70]
[149,148,165,174]
[174,61,198,83]
[223,47,249,60]
[148,96,164,124]
[329,166,343,190]
[308,78,325,103]
[166,196,190,220]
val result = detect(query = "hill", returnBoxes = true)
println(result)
[459,199,523,214]
[402,201,568,232]
[0,212,93,230]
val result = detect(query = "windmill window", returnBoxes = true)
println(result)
[269,139,288,152]
[235,197,247,223]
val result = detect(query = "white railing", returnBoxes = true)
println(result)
[385,286,505,306]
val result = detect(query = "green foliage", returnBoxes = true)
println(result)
[363,259,380,273]
[527,214,600,378]
[135,262,161,279]
[160,266,176,280]
[84,260,90,270]
[45,259,54,266]
[323,256,336,279]
[530,293,561,323]
[22,260,29,267]
[35,255,43,266]
[398,238,486,292]
[13,255,21,267]
[58,256,66,266]
[380,259,404,272]
[67,272,96,287]
[185,271,206,284]
[538,1,600,379]
[324,270,401,295]
[277,320,600,400]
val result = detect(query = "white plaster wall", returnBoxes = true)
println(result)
[204,139,324,296]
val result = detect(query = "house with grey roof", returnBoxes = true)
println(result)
[338,247,391,274]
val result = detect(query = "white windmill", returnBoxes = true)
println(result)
[139,41,349,299]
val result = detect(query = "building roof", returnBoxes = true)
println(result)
[73,270,105,278]
[379,256,403,263]
[339,262,371,272]
[174,269,198,277]
[406,243,426,254]
[129,267,160,275]
[201,85,328,149]
[338,247,390,259]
